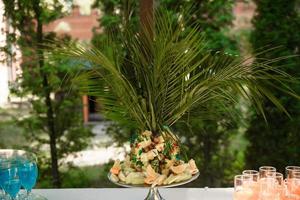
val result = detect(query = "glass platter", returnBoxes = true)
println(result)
[108,172,199,200]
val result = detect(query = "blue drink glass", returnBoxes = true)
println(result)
[19,160,38,195]
[0,157,5,199]
[2,179,21,200]
[0,163,21,200]
[0,150,43,200]
[0,150,26,200]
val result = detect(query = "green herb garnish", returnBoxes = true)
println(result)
[131,155,137,163]
[136,160,144,167]
[130,133,138,144]
[138,149,143,155]
[163,140,172,157]
[151,159,160,173]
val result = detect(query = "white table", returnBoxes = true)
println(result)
[34,188,233,200]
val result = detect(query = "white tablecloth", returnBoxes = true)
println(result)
[34,188,233,200]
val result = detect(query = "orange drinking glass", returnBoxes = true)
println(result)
[259,177,277,200]
[286,166,300,179]
[292,172,300,197]
[243,170,259,181]
[285,175,300,200]
[234,175,254,200]
[259,166,276,179]
[243,170,259,200]
[271,172,284,200]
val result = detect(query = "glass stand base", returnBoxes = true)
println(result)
[145,187,165,200]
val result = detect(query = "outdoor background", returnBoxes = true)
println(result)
[0,0,299,188]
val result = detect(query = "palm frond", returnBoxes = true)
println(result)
[54,8,300,134]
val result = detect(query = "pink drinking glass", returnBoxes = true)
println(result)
[285,172,300,200]
[259,176,277,200]
[234,175,254,200]
[243,170,259,200]
[259,166,276,179]
[286,166,300,179]
[272,172,284,200]
[291,172,300,196]
[243,170,259,182]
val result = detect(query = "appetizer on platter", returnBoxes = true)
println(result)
[110,130,199,186]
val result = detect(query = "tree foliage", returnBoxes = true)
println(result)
[92,0,237,54]
[2,0,93,187]
[246,0,300,171]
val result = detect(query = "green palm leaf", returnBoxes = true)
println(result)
[54,8,299,135]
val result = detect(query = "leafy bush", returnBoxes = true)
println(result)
[246,0,300,170]
[37,164,116,188]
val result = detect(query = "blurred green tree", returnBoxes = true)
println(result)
[246,0,300,171]
[2,0,93,187]
[93,0,237,54]
[92,0,242,187]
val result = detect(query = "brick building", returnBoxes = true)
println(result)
[43,5,102,123]
[44,6,101,41]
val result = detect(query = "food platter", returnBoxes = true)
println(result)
[108,172,199,200]
[107,130,200,199]
[108,171,199,188]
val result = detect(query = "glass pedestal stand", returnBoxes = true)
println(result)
[145,187,165,200]
[108,172,199,200]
